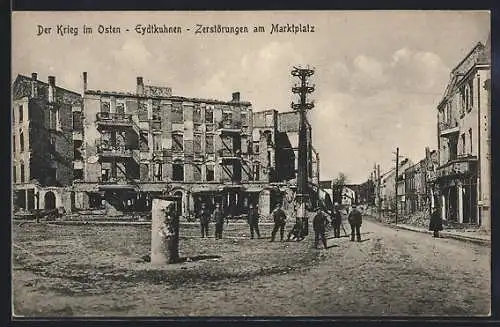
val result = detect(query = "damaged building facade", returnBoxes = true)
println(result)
[12,73,83,212]
[430,39,491,228]
[72,74,320,219]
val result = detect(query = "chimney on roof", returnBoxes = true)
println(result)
[82,72,88,93]
[31,73,38,98]
[425,147,430,160]
[232,92,240,102]
[48,76,56,103]
[136,77,144,95]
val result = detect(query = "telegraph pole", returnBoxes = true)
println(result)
[377,164,381,221]
[395,147,400,225]
[291,66,315,238]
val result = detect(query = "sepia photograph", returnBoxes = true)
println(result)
[11,10,491,317]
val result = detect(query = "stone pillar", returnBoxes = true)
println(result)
[441,194,446,221]
[458,183,463,224]
[151,198,179,265]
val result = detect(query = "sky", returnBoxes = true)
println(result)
[12,11,490,184]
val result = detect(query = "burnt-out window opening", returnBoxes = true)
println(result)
[222,111,233,122]
[13,166,17,183]
[253,143,260,154]
[461,133,466,156]
[172,133,183,152]
[20,163,25,183]
[72,111,83,131]
[205,135,214,153]
[49,108,58,130]
[101,101,110,113]
[241,136,248,154]
[193,105,202,123]
[253,163,260,181]
[153,162,163,181]
[74,141,83,160]
[152,133,162,152]
[152,100,161,120]
[74,169,83,180]
[193,164,202,181]
[241,112,248,126]
[172,103,183,123]
[469,128,473,154]
[138,101,148,121]
[206,165,214,181]
[18,105,23,123]
[205,106,214,124]
[116,102,125,114]
[140,163,150,181]
[19,130,24,152]
[13,135,15,153]
[194,134,202,153]
[139,130,149,151]
[172,163,184,181]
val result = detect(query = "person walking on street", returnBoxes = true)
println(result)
[429,207,443,238]
[313,207,329,249]
[213,203,224,239]
[347,204,363,242]
[270,203,287,242]
[331,203,342,238]
[247,203,261,239]
[198,203,211,238]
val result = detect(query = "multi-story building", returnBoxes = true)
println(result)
[73,74,320,218]
[12,73,82,212]
[379,158,412,212]
[432,38,490,228]
[403,147,439,215]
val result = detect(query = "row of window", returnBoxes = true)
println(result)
[100,162,262,183]
[442,79,474,124]
[101,100,249,125]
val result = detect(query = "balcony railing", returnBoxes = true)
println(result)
[218,149,241,158]
[151,120,162,131]
[96,141,133,158]
[217,120,242,131]
[439,121,459,135]
[96,112,133,122]
[436,156,477,179]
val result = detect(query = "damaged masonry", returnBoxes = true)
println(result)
[12,73,321,222]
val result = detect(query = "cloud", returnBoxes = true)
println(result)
[111,38,154,69]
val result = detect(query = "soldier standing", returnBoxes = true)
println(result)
[198,203,211,238]
[213,203,225,239]
[347,204,363,242]
[331,203,342,238]
[313,207,329,249]
[270,203,287,242]
[247,203,261,239]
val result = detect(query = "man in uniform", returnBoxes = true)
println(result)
[347,204,363,242]
[213,203,224,239]
[247,203,261,239]
[198,203,211,238]
[313,207,329,249]
[270,203,287,242]
[331,203,343,238]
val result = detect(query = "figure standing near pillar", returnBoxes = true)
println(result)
[247,203,261,239]
[198,203,211,238]
[213,203,224,239]
[429,207,443,238]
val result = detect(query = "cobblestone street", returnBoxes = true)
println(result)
[13,219,490,317]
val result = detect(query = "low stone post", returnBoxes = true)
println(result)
[151,198,180,265]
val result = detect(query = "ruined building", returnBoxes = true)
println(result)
[430,37,491,228]
[72,74,320,218]
[12,73,83,211]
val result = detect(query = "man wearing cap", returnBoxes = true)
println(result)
[347,204,363,242]
[331,203,342,238]
[198,203,211,238]
[313,207,329,249]
[247,203,261,239]
[270,203,287,242]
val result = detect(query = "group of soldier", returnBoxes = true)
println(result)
[195,201,364,248]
